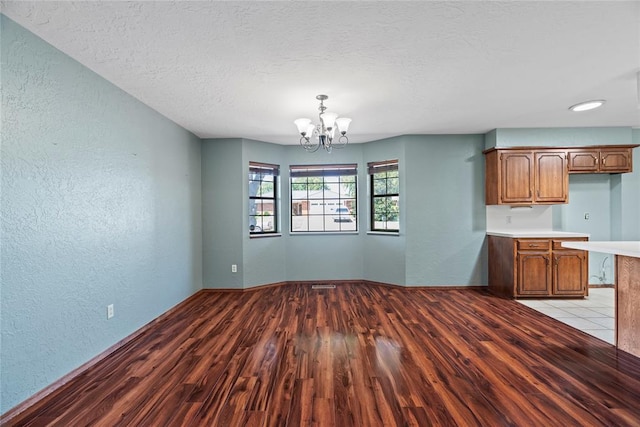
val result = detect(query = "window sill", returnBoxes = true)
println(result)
[249,233,282,239]
[367,231,400,236]
[289,231,360,236]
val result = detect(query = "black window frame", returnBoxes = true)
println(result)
[290,164,358,233]
[249,162,279,235]
[368,160,399,232]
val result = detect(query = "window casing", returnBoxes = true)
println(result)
[249,162,279,234]
[369,160,399,232]
[290,164,358,233]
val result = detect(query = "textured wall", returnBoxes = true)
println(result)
[241,139,287,288]
[1,15,202,412]
[201,139,243,289]
[404,135,488,286]
[362,137,407,286]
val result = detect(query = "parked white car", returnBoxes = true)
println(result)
[333,207,353,222]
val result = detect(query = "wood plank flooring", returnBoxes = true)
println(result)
[5,283,640,426]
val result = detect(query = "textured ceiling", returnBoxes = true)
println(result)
[2,1,639,144]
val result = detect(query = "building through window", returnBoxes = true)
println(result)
[290,164,357,232]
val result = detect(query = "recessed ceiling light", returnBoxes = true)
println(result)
[569,100,606,112]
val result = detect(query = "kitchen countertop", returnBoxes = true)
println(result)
[561,241,640,258]
[487,230,590,238]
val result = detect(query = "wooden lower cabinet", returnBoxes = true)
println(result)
[553,249,587,296]
[489,236,588,298]
[517,251,551,295]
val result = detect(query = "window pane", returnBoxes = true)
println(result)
[290,165,358,233]
[373,178,387,195]
[387,177,399,194]
[259,180,274,197]
[369,160,399,232]
[249,162,278,234]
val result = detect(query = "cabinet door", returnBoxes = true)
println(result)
[500,152,534,204]
[553,251,586,296]
[535,152,568,203]
[600,148,632,173]
[567,150,599,173]
[517,251,551,296]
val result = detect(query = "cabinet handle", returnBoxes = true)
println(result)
[529,244,538,248]
[602,157,606,166]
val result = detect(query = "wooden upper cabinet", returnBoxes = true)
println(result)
[567,149,599,172]
[568,146,634,174]
[485,144,638,205]
[500,152,534,204]
[600,148,632,172]
[535,151,568,202]
[485,149,567,205]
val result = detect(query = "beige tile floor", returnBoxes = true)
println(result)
[517,288,615,344]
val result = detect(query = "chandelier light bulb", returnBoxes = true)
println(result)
[335,117,352,134]
[294,118,312,135]
[305,124,315,138]
[321,112,338,130]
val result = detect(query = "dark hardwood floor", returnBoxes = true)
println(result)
[5,283,640,426]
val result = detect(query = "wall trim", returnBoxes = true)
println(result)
[205,280,487,292]
[1,280,485,421]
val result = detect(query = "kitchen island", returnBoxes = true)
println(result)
[562,241,640,358]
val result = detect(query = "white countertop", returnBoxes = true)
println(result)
[561,241,640,258]
[487,230,590,238]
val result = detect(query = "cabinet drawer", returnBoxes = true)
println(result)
[552,239,587,250]
[517,240,550,250]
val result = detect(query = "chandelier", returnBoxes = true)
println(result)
[294,95,352,153]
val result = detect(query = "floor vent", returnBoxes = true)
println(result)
[311,284,336,289]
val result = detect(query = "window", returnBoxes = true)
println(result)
[369,160,399,232]
[249,162,279,234]
[290,164,357,232]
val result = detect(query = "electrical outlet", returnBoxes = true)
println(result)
[107,304,114,319]
[506,215,512,224]
[231,264,237,273]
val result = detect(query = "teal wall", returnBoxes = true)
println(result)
[1,16,203,412]
[362,137,407,285]
[201,139,243,289]
[404,135,487,286]
[200,134,488,288]
[492,127,633,147]
[242,139,287,287]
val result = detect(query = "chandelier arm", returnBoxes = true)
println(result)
[332,135,349,148]
[300,136,321,152]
